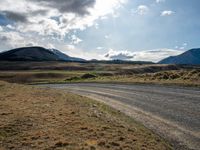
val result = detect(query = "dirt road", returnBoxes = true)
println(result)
[40,83,200,150]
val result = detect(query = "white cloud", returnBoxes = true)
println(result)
[0,29,57,50]
[174,43,188,50]
[93,0,127,17]
[175,46,179,49]
[134,5,149,15]
[104,49,134,60]
[183,43,187,47]
[156,0,165,3]
[6,24,15,30]
[0,0,130,55]
[0,31,37,48]
[46,43,55,49]
[96,47,104,50]
[179,47,185,50]
[104,34,111,39]
[0,0,127,44]
[132,49,182,62]
[0,0,128,53]
[66,44,75,50]
[103,49,183,62]
[63,47,104,60]
[161,10,175,16]
[70,35,83,45]
[94,23,99,29]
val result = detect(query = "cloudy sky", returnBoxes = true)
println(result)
[0,0,199,62]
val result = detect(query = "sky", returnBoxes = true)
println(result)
[0,0,199,62]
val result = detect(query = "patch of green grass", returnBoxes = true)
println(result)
[0,131,7,141]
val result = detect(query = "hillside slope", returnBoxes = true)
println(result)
[159,48,200,64]
[0,47,84,61]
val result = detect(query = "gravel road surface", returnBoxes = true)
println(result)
[39,83,200,150]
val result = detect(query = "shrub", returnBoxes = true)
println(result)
[81,73,96,79]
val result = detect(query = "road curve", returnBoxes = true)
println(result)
[39,83,200,150]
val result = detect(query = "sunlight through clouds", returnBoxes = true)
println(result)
[0,0,199,61]
[0,0,127,50]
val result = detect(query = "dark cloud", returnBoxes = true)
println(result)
[0,11,27,23]
[30,0,96,15]
[105,54,109,57]
[30,10,49,16]
[105,53,134,60]
[26,43,34,47]
[0,35,9,41]
[32,0,96,15]
[146,50,168,53]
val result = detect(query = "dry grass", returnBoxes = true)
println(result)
[1,69,200,86]
[0,71,86,84]
[0,61,199,86]
[0,81,171,150]
[66,69,200,87]
[0,61,151,71]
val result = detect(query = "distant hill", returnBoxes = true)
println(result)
[159,48,200,65]
[0,46,85,61]
[89,59,154,64]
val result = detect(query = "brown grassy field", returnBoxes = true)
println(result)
[0,61,199,86]
[73,69,200,87]
[0,81,171,150]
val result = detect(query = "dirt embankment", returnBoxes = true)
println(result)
[0,81,171,150]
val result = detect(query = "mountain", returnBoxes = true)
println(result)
[0,46,85,61]
[159,48,200,65]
